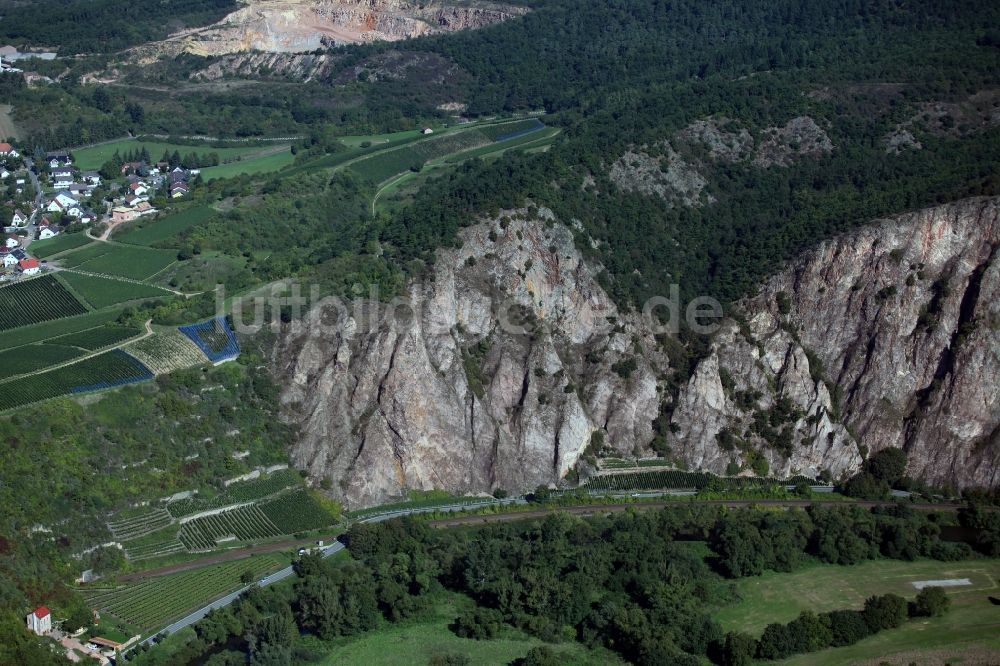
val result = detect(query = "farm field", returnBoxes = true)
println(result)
[178,505,282,550]
[442,126,559,164]
[477,118,546,141]
[0,349,153,411]
[259,490,336,534]
[58,272,172,309]
[715,558,1000,635]
[199,148,293,180]
[0,275,88,331]
[585,469,802,492]
[56,242,177,281]
[45,323,142,350]
[0,344,83,380]
[710,559,1000,666]
[71,139,276,171]
[0,309,124,350]
[115,206,215,246]
[124,330,207,375]
[320,593,620,666]
[29,233,92,259]
[166,469,301,517]
[108,508,173,541]
[80,556,283,630]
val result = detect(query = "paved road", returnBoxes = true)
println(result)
[134,493,959,649]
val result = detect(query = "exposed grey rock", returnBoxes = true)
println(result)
[884,128,923,155]
[675,116,754,163]
[608,144,712,207]
[672,197,1000,489]
[275,211,672,507]
[752,116,833,168]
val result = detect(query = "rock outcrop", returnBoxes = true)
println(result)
[671,197,1000,488]
[275,210,672,507]
[276,198,1000,506]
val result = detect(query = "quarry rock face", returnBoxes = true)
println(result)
[277,199,1000,506]
[150,0,526,57]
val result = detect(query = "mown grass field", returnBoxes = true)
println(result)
[116,206,215,246]
[319,593,621,666]
[57,242,177,281]
[58,272,171,309]
[199,148,294,180]
[29,233,92,259]
[715,558,1000,665]
[72,139,275,171]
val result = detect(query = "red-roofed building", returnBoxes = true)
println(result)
[0,142,18,157]
[18,257,39,275]
[26,606,51,635]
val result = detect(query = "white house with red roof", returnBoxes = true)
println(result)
[26,606,51,635]
[0,142,19,158]
[18,257,39,275]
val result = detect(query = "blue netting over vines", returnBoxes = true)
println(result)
[494,118,545,142]
[179,316,240,362]
[70,350,154,393]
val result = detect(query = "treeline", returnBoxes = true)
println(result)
[722,587,950,665]
[0,0,237,54]
[145,504,981,665]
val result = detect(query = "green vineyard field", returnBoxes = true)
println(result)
[0,275,88,331]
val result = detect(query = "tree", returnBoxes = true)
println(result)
[428,654,470,666]
[756,622,794,660]
[910,586,950,618]
[864,448,908,485]
[452,607,504,640]
[521,646,562,666]
[240,569,255,586]
[531,485,551,502]
[720,631,756,666]
[862,594,907,632]
[843,472,889,500]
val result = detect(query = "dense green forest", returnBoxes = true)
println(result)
[0,0,237,54]
[123,504,995,665]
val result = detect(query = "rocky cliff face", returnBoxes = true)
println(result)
[671,197,1000,488]
[276,198,1000,506]
[274,210,672,507]
[144,0,526,58]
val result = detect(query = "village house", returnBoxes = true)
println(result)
[37,222,57,240]
[79,209,97,224]
[18,257,40,275]
[422,127,434,135]
[170,182,189,198]
[5,234,20,249]
[0,142,18,158]
[46,150,71,167]
[26,607,51,636]
[11,209,27,226]
[80,170,101,186]
[52,168,74,189]
[135,201,155,216]
[0,247,16,267]
[111,206,138,223]
[128,181,149,197]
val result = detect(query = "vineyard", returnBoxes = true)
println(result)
[178,505,282,550]
[0,349,154,411]
[166,469,301,518]
[124,330,207,374]
[116,206,215,247]
[30,233,92,259]
[259,490,336,534]
[0,275,88,331]
[178,317,240,362]
[585,470,811,492]
[80,556,282,630]
[0,344,83,380]
[479,118,546,141]
[107,508,173,541]
[349,130,492,183]
[123,538,186,561]
[57,272,171,309]
[45,324,142,351]
[57,243,178,281]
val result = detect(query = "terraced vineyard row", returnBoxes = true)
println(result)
[0,275,88,331]
[0,350,154,411]
[178,505,282,550]
[478,118,546,141]
[166,469,300,518]
[81,557,281,630]
[260,490,336,533]
[124,538,186,561]
[45,324,142,351]
[108,508,173,541]
[586,470,811,492]
[125,330,208,374]
[179,317,239,362]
